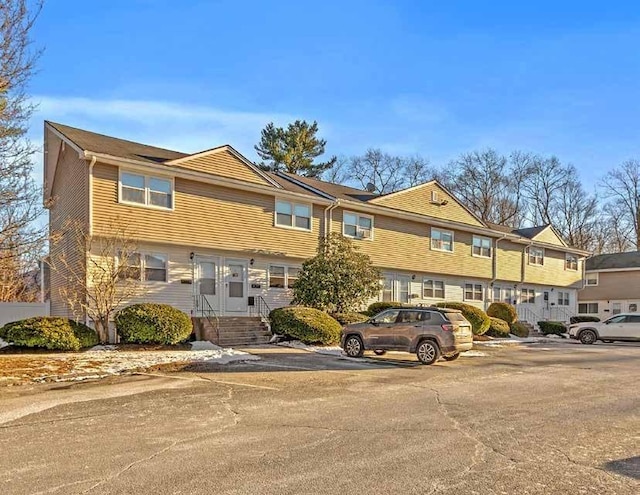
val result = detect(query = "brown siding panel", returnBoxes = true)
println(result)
[174,150,272,185]
[579,270,640,301]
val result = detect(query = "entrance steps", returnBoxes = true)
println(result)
[519,321,543,337]
[192,316,272,346]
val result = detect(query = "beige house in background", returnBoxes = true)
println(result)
[44,121,589,343]
[578,251,640,321]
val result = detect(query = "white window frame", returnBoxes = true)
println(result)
[528,247,544,266]
[557,291,570,306]
[118,169,174,211]
[118,251,169,283]
[423,278,445,299]
[578,302,599,314]
[472,236,492,258]
[565,254,578,271]
[268,265,302,290]
[521,288,536,304]
[585,272,598,286]
[342,211,374,240]
[431,228,454,253]
[464,283,483,302]
[274,199,312,232]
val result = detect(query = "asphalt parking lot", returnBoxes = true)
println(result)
[0,340,638,494]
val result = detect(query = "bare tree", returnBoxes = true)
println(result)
[553,169,599,250]
[50,220,146,343]
[521,156,572,226]
[0,0,44,301]
[600,159,640,250]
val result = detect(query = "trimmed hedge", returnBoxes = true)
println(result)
[537,321,567,335]
[270,307,342,345]
[486,317,510,338]
[366,301,403,316]
[510,321,530,338]
[487,302,517,325]
[434,302,491,335]
[0,317,99,351]
[332,312,369,325]
[570,315,600,324]
[115,303,193,345]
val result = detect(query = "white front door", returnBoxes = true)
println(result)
[397,275,411,304]
[196,259,219,314]
[225,261,248,313]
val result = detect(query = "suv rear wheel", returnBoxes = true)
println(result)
[579,329,597,345]
[344,335,364,357]
[416,340,440,365]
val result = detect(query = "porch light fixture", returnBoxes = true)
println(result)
[411,274,416,280]
[189,252,194,260]
[250,258,255,266]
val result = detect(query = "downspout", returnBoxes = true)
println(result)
[323,200,340,237]
[86,155,97,329]
[488,234,508,310]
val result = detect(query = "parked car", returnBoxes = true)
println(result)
[340,307,473,365]
[568,313,640,344]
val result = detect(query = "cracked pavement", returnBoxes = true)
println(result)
[0,342,638,494]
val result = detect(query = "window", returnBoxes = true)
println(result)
[376,309,400,324]
[343,212,373,240]
[120,171,173,209]
[464,283,483,301]
[398,310,422,323]
[118,252,167,282]
[578,303,599,314]
[275,200,311,231]
[423,279,445,299]
[472,236,492,257]
[492,286,501,302]
[268,265,301,289]
[565,254,578,271]
[529,247,544,266]
[503,288,514,304]
[607,314,626,323]
[557,291,570,306]
[627,315,640,323]
[629,303,638,313]
[521,288,536,304]
[431,228,454,252]
[381,276,393,302]
[612,302,622,315]
[585,273,598,286]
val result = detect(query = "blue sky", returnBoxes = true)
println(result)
[28,1,640,189]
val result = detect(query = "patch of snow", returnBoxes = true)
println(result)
[190,340,221,351]
[461,350,487,357]
[89,344,118,352]
[277,340,344,357]
[0,338,9,349]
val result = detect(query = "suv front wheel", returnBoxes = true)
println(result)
[344,335,364,357]
[416,340,440,365]
[579,329,597,345]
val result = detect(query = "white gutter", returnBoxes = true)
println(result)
[489,234,509,287]
[87,155,97,235]
[323,201,340,237]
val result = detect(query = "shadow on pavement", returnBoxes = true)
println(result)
[603,456,640,480]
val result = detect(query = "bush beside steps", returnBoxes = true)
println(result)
[270,307,342,345]
[115,303,193,345]
[486,317,510,338]
[0,317,99,351]
[434,302,491,335]
[537,321,567,336]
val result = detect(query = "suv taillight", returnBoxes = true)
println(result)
[441,324,454,332]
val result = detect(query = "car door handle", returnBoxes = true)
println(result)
[413,325,421,328]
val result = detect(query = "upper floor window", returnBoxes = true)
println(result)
[529,247,544,266]
[472,236,492,258]
[120,171,173,209]
[431,228,454,252]
[423,279,445,299]
[275,200,311,231]
[464,283,483,301]
[565,254,578,271]
[578,302,598,314]
[118,252,168,283]
[557,291,570,306]
[268,265,301,289]
[585,273,598,286]
[343,212,373,240]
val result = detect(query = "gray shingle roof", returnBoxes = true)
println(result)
[512,225,550,239]
[277,172,379,202]
[586,251,640,270]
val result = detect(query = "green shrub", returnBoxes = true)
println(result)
[0,317,98,351]
[115,304,193,345]
[270,306,343,345]
[434,302,491,335]
[487,302,517,324]
[486,317,510,338]
[332,312,369,325]
[366,301,403,316]
[570,315,600,324]
[537,321,567,335]
[510,321,530,338]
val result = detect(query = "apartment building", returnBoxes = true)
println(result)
[44,121,588,341]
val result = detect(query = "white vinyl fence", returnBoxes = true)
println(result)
[0,302,50,327]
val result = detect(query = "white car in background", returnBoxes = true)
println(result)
[569,313,640,344]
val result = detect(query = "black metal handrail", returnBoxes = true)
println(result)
[195,295,219,341]
[253,295,272,324]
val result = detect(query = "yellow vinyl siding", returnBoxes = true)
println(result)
[495,241,524,282]
[92,162,323,259]
[369,183,484,227]
[48,146,89,318]
[524,248,582,287]
[579,270,640,301]
[534,227,566,247]
[331,208,492,278]
[173,149,272,186]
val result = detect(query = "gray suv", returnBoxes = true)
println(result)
[341,307,473,365]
